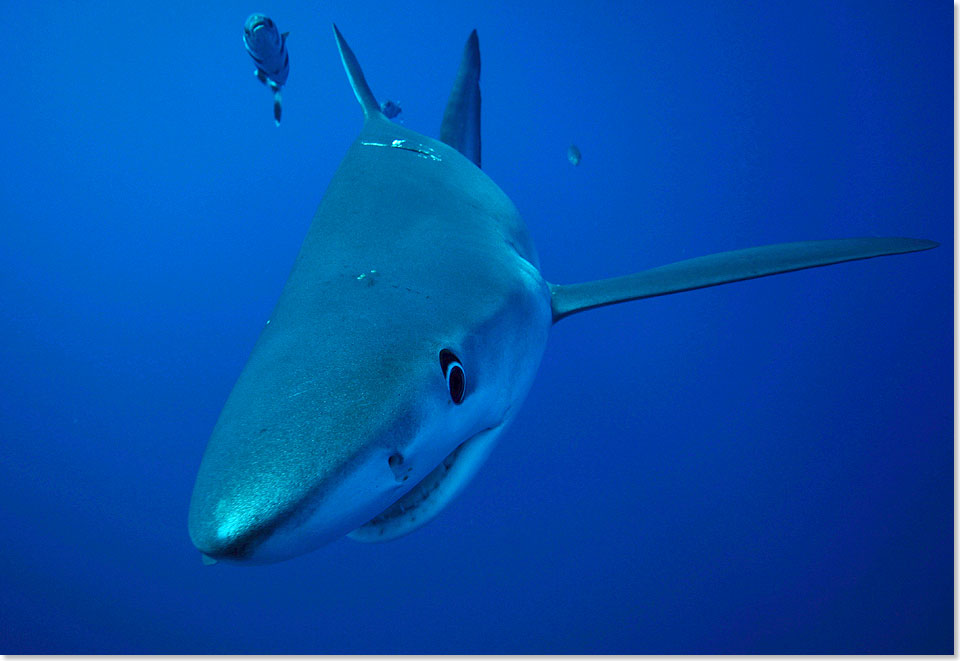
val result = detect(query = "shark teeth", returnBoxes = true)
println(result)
[348,422,503,542]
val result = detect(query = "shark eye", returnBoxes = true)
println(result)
[439,349,465,404]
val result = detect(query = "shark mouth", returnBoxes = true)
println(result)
[348,422,505,542]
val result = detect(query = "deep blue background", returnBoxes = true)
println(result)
[0,1,951,653]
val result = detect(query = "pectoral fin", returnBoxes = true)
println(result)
[273,89,282,126]
[332,24,381,119]
[549,237,938,322]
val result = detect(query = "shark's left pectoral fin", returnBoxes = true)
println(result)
[439,30,481,167]
[550,237,938,322]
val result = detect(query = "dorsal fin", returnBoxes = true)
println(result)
[332,24,382,120]
[439,30,481,167]
[550,237,938,322]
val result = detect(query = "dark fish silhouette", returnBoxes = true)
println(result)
[380,99,402,119]
[567,144,581,165]
[243,14,289,126]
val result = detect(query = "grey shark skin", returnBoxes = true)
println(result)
[188,25,936,565]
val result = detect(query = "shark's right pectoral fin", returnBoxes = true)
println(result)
[549,237,938,322]
[332,23,382,120]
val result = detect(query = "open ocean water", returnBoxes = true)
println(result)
[0,1,952,654]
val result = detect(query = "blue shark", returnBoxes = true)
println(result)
[188,25,936,565]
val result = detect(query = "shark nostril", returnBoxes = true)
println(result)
[388,453,409,482]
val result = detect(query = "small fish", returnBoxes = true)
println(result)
[567,144,581,166]
[243,14,289,126]
[380,99,402,119]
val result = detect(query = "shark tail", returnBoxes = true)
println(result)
[332,24,383,120]
[549,237,938,322]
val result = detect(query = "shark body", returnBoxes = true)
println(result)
[188,26,936,564]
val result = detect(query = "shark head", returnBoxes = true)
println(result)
[188,242,550,563]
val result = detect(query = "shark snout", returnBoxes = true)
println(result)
[188,420,412,564]
[188,492,286,564]
[190,524,255,563]
[188,314,453,563]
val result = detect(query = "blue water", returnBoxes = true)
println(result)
[0,1,952,654]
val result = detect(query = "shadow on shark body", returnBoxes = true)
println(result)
[187,25,937,565]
